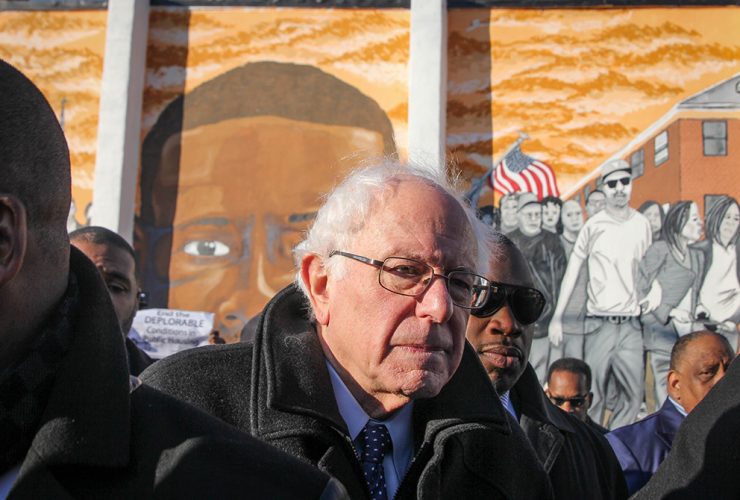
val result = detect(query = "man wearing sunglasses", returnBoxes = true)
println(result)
[143,163,552,499]
[546,357,608,434]
[466,235,626,499]
[549,159,652,429]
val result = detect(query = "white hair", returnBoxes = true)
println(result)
[293,158,492,303]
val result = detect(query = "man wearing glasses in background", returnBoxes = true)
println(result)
[549,159,652,429]
[143,162,552,499]
[546,357,608,434]
[466,235,626,499]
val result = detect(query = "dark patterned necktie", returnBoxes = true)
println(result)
[357,421,392,500]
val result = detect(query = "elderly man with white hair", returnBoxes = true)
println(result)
[143,161,552,499]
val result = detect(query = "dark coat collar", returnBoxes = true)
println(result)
[654,398,685,448]
[20,247,131,475]
[251,284,512,440]
[512,364,574,472]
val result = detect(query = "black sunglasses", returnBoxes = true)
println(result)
[604,177,630,189]
[549,395,588,409]
[471,281,546,325]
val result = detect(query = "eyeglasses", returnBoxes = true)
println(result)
[604,177,631,189]
[548,394,589,409]
[329,251,490,310]
[470,281,546,325]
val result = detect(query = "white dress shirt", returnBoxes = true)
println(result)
[326,360,414,499]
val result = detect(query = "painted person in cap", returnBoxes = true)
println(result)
[549,159,652,429]
[507,192,566,383]
[466,234,626,499]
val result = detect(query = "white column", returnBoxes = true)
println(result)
[407,0,448,168]
[91,0,149,243]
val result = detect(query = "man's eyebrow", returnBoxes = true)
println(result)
[103,269,133,285]
[175,217,232,229]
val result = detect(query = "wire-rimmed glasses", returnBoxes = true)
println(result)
[329,250,490,310]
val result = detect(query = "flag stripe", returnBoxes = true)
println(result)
[490,145,560,200]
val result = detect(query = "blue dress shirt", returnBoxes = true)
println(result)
[326,360,414,499]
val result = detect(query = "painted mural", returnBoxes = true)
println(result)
[135,7,410,343]
[448,7,740,427]
[0,10,107,229]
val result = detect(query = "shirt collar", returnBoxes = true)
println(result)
[668,396,688,417]
[500,390,518,420]
[325,359,414,460]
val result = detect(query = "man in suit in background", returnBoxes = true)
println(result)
[466,235,626,499]
[546,357,608,434]
[70,226,153,376]
[607,330,734,496]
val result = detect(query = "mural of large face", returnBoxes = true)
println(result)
[156,117,383,339]
[137,62,396,342]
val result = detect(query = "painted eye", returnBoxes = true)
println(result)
[183,240,230,257]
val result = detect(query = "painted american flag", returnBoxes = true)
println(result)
[487,144,560,200]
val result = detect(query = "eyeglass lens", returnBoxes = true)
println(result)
[379,257,488,309]
[472,283,545,325]
[551,396,587,408]
[605,177,630,188]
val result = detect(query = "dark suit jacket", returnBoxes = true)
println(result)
[606,399,684,496]
[125,336,154,376]
[512,365,627,499]
[143,285,554,500]
[8,248,341,499]
[633,360,740,499]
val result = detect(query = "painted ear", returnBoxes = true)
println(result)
[0,195,27,288]
[300,253,330,325]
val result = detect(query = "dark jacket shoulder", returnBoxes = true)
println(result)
[513,364,627,500]
[10,249,338,499]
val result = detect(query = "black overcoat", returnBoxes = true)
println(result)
[143,285,554,500]
[8,248,341,499]
[512,364,628,499]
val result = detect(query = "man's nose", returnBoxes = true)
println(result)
[487,302,521,336]
[417,275,454,323]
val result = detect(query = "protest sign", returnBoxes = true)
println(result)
[129,308,214,359]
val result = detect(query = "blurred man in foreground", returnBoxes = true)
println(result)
[0,59,341,498]
[466,234,626,499]
[607,330,734,496]
[70,226,153,375]
[143,162,553,499]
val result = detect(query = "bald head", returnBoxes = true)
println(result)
[0,60,72,368]
[667,330,734,413]
[0,60,71,254]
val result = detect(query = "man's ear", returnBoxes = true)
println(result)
[300,253,330,325]
[586,392,594,409]
[0,195,27,288]
[667,370,680,400]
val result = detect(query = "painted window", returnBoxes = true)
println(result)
[703,120,727,156]
[630,148,645,178]
[654,130,669,166]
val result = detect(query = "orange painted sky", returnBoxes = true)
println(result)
[447,7,740,199]
[143,7,410,150]
[0,11,107,220]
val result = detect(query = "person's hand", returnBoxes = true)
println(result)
[717,321,736,335]
[549,315,563,347]
[669,308,692,323]
[639,281,663,314]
